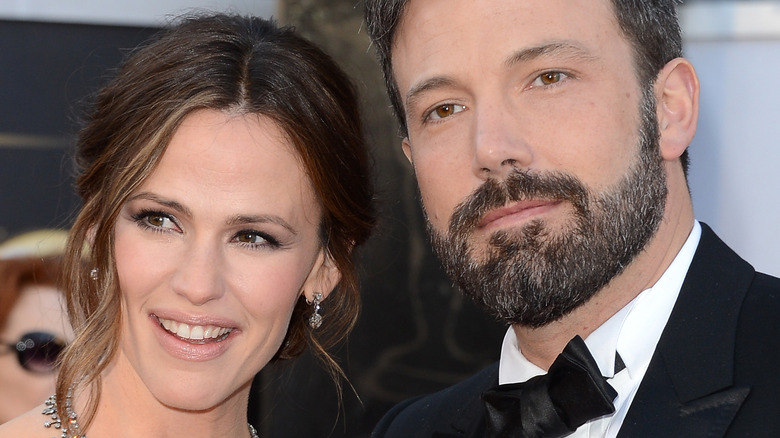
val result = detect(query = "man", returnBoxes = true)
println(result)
[364,0,780,437]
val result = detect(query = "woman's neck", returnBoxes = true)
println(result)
[81,352,252,438]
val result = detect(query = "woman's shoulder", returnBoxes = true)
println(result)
[0,403,54,437]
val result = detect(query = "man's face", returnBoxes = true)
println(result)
[392,0,667,326]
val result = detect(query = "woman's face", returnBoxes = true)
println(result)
[112,109,339,412]
[0,284,70,423]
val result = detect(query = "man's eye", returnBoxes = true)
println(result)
[532,71,568,87]
[428,103,467,121]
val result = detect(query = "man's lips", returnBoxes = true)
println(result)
[477,200,561,230]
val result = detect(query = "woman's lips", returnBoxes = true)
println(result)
[477,200,561,231]
[150,313,238,361]
[155,316,232,343]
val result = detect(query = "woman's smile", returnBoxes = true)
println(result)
[154,315,234,343]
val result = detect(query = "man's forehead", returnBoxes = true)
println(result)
[390,0,619,49]
[390,0,622,91]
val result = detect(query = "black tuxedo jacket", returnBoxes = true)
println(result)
[371,224,780,437]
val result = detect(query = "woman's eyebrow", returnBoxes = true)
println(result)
[226,214,297,235]
[128,192,192,218]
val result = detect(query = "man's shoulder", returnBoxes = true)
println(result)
[696,223,780,316]
[371,362,498,438]
[749,270,780,293]
[738,270,780,333]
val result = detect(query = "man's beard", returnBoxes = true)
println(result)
[426,87,667,328]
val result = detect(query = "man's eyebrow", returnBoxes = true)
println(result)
[404,42,596,111]
[505,41,597,68]
[405,76,457,112]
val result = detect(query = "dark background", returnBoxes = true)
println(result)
[0,4,506,437]
[0,20,159,237]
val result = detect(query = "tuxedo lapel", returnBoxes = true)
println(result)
[447,406,488,438]
[618,224,754,437]
[430,406,487,438]
[433,376,492,438]
[618,353,749,437]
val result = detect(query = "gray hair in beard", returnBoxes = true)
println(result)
[426,85,667,327]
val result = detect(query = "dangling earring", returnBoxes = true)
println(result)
[308,292,323,329]
[89,268,99,281]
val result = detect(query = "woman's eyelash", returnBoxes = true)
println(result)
[131,209,178,233]
[130,210,284,250]
[233,230,282,249]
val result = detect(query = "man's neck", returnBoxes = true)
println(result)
[512,193,695,370]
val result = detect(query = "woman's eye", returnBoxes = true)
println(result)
[532,71,569,87]
[234,231,280,249]
[147,214,169,228]
[236,231,265,244]
[133,211,178,231]
[427,103,466,121]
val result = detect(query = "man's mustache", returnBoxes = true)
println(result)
[448,169,589,236]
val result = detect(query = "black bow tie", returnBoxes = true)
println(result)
[481,335,618,438]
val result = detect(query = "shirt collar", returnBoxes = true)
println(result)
[499,221,701,384]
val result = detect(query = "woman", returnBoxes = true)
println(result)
[0,13,375,437]
[0,230,71,424]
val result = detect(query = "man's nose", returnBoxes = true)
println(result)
[471,101,534,181]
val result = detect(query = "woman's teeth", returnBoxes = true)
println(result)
[157,317,232,341]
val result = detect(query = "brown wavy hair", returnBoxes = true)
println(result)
[57,13,375,425]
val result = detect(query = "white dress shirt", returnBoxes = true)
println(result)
[497,221,702,437]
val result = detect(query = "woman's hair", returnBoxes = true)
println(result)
[0,229,68,329]
[58,13,375,422]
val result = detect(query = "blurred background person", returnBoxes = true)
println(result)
[0,229,72,424]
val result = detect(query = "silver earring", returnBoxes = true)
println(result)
[89,268,99,281]
[308,292,323,329]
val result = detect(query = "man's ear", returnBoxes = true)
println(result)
[302,249,341,302]
[401,137,413,164]
[655,57,700,161]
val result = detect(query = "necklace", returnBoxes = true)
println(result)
[43,391,260,438]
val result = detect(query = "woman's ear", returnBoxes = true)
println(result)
[655,57,700,161]
[302,249,341,302]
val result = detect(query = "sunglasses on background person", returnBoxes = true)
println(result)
[0,331,66,374]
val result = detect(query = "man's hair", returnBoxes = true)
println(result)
[363,0,688,173]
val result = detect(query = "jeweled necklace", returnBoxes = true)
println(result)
[43,391,260,438]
